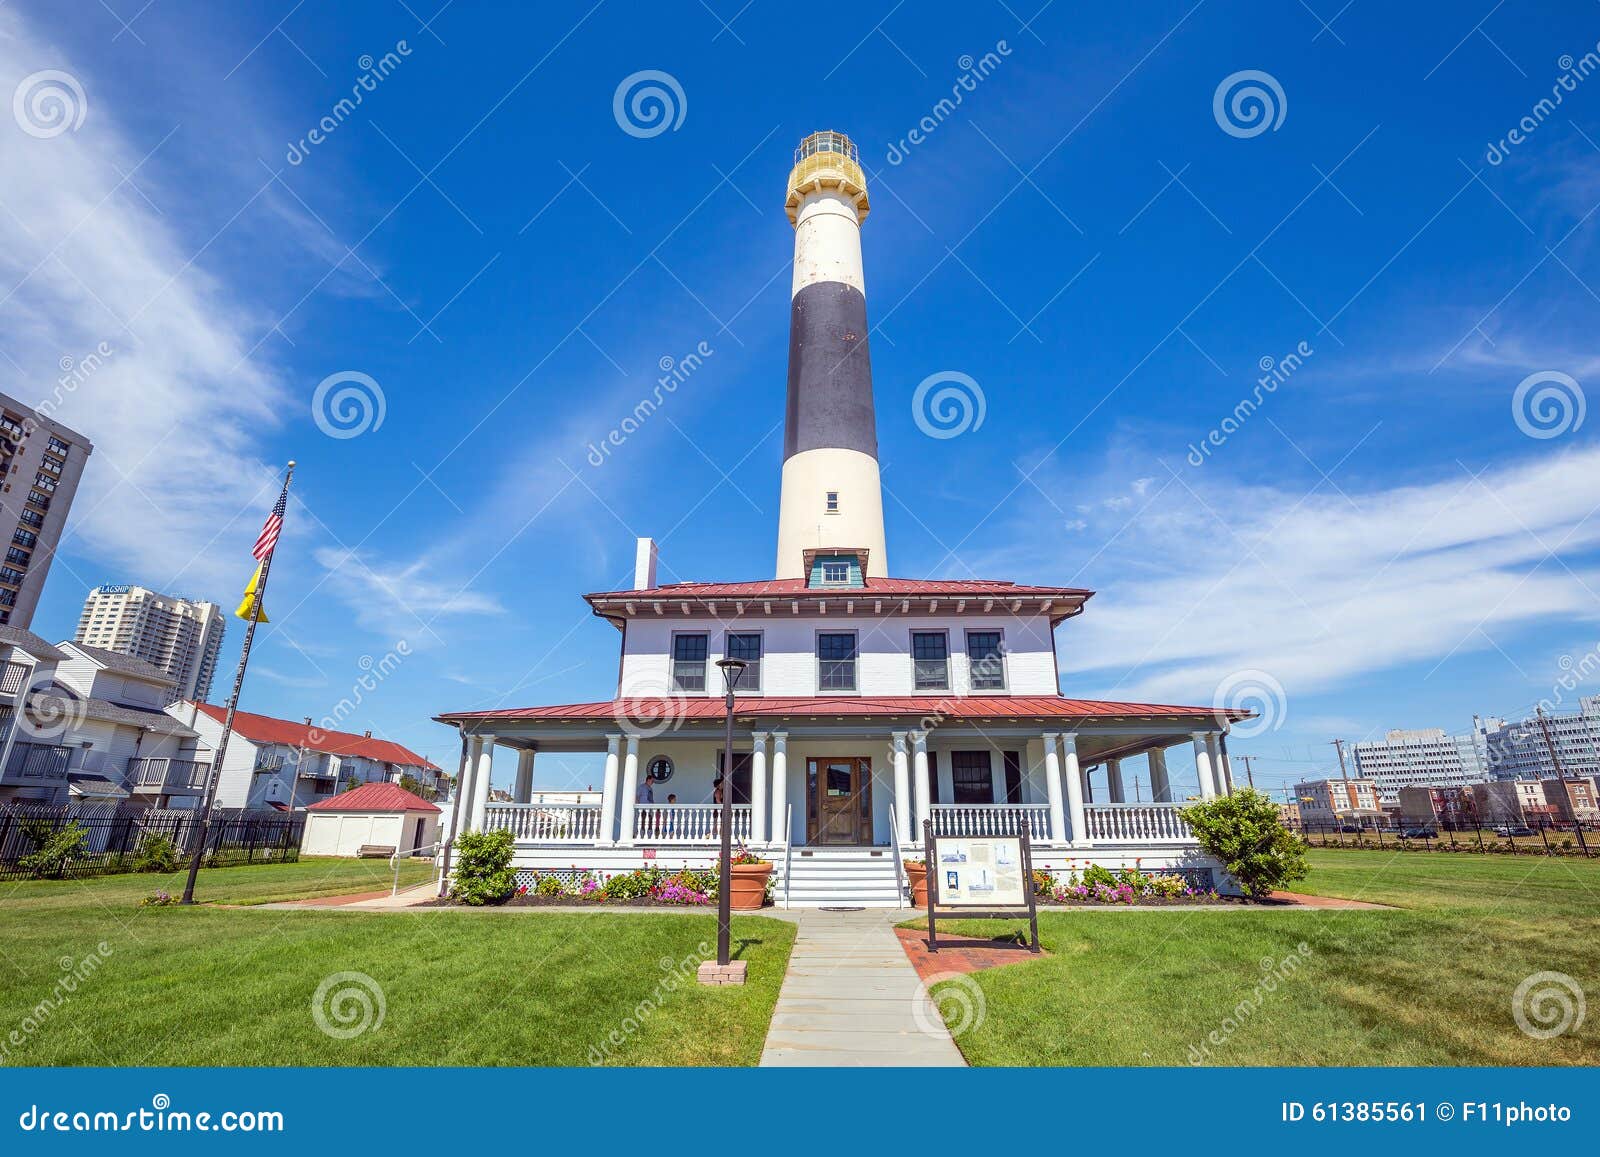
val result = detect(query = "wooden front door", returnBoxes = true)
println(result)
[807,757,873,845]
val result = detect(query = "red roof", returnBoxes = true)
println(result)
[440,695,1245,723]
[306,782,440,813]
[189,702,441,770]
[586,577,1092,601]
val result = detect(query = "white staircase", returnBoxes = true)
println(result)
[781,846,905,908]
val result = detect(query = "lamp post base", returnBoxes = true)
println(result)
[697,960,748,986]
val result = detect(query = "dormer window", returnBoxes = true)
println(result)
[806,551,864,588]
[825,491,839,514]
[821,561,848,584]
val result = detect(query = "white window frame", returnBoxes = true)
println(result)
[815,629,859,695]
[722,629,764,695]
[909,628,951,692]
[670,631,710,694]
[963,627,1009,693]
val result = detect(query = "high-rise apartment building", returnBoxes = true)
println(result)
[74,584,226,702]
[1351,727,1489,805]
[0,393,92,629]
[1485,698,1600,781]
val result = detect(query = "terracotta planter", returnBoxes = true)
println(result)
[728,862,772,910]
[905,862,929,908]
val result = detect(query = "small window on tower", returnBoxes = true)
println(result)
[825,491,840,514]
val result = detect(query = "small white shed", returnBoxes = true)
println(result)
[301,782,441,858]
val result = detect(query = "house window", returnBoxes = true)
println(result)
[951,751,995,804]
[1003,751,1023,804]
[645,756,675,784]
[817,632,857,692]
[821,561,848,584]
[46,437,69,456]
[724,632,762,692]
[966,630,1007,691]
[825,491,839,514]
[911,631,949,691]
[671,633,708,692]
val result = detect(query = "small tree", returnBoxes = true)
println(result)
[132,833,180,874]
[450,829,517,905]
[1180,788,1308,899]
[19,820,90,879]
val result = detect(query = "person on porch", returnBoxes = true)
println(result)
[637,776,654,806]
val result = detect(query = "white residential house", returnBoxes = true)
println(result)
[433,133,1251,905]
[166,701,441,812]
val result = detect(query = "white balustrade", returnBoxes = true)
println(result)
[482,803,603,843]
[633,804,753,844]
[930,804,1053,840]
[1082,804,1193,843]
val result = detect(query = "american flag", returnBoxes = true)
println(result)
[252,491,285,560]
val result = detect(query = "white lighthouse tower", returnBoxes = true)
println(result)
[774,131,889,580]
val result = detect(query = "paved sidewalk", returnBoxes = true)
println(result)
[759,908,965,1067]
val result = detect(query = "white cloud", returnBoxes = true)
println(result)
[312,546,505,640]
[976,446,1600,708]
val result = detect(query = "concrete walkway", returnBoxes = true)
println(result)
[759,908,965,1067]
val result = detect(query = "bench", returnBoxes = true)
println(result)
[356,844,396,859]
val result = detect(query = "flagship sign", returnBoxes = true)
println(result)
[922,821,1040,953]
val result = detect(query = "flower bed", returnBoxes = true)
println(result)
[429,862,778,908]
[1035,865,1227,906]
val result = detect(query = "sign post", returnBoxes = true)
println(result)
[923,817,1040,954]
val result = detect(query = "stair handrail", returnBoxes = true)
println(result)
[887,803,907,909]
[782,803,794,910]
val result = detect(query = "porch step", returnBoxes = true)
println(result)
[781,846,907,908]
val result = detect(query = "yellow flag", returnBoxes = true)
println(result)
[235,562,270,622]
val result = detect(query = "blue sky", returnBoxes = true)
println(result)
[3,0,1599,797]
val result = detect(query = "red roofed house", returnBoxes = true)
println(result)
[434,133,1251,903]
[302,782,441,858]
[165,701,442,811]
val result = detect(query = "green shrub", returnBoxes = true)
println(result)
[132,833,180,873]
[1180,788,1308,899]
[19,821,90,879]
[449,829,516,905]
[1080,863,1118,889]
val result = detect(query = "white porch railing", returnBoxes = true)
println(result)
[930,803,1053,840]
[1083,804,1193,842]
[483,803,603,842]
[633,804,752,844]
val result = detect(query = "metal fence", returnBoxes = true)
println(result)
[0,802,304,881]
[1291,818,1595,857]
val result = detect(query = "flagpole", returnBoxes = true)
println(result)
[180,460,295,905]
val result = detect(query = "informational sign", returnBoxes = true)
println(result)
[936,837,1026,907]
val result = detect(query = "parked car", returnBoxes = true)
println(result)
[1337,823,1363,833]
[1400,826,1437,839]
[1494,825,1535,837]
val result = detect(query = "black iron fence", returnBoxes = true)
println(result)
[0,802,304,881]
[1290,817,1595,857]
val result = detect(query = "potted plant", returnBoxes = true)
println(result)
[727,845,772,910]
[903,858,928,907]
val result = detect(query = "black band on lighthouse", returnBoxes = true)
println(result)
[783,281,877,461]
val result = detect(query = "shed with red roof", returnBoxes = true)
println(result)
[301,782,441,859]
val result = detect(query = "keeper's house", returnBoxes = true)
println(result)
[435,133,1248,905]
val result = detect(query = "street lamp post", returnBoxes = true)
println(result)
[713,656,747,968]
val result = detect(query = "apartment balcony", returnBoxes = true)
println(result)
[0,660,31,696]
[3,741,71,783]
[126,756,210,794]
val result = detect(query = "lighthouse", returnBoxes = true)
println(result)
[774,131,889,579]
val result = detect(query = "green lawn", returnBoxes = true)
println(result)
[920,849,1600,1066]
[0,860,795,1066]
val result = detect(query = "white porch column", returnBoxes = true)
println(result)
[1062,733,1087,846]
[1193,732,1217,800]
[1107,757,1125,803]
[456,735,480,830]
[599,734,622,845]
[750,731,769,845]
[1149,747,1172,803]
[1042,733,1067,845]
[911,731,931,839]
[470,734,495,830]
[891,731,912,846]
[1214,734,1235,794]
[618,735,641,845]
[770,732,789,846]
[513,748,535,804]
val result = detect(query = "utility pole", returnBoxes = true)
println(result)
[1236,754,1258,789]
[1331,739,1349,781]
[283,716,312,817]
[1535,707,1566,777]
[1133,776,1143,803]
